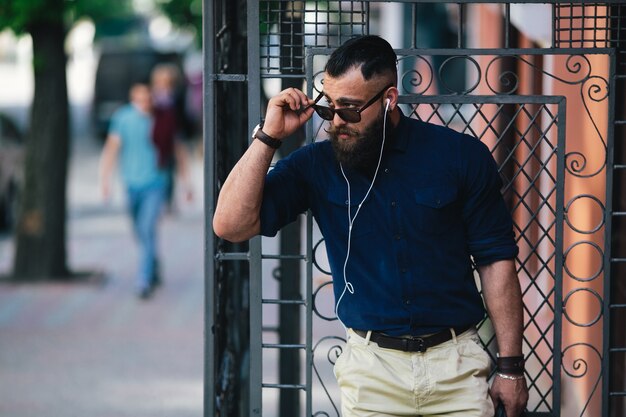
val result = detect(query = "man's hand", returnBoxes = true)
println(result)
[99,134,120,203]
[490,375,528,417]
[262,88,315,140]
[100,178,112,202]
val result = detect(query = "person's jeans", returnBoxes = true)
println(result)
[127,183,166,290]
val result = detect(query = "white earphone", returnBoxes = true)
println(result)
[335,96,392,328]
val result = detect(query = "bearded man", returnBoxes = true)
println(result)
[212,35,528,417]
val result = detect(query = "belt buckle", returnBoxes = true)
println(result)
[408,336,426,352]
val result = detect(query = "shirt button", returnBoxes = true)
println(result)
[384,168,390,173]
[405,300,411,305]
[395,235,401,240]
[391,201,396,207]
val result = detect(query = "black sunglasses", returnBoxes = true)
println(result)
[307,83,394,123]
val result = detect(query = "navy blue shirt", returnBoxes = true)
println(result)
[260,114,518,336]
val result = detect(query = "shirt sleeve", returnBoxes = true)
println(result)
[460,136,519,265]
[108,108,123,138]
[259,146,313,237]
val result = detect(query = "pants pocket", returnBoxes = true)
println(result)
[333,341,351,381]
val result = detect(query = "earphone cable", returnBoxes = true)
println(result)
[335,99,391,328]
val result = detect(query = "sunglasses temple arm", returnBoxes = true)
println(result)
[299,92,324,112]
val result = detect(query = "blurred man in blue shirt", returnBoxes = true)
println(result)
[213,36,528,417]
[100,84,168,299]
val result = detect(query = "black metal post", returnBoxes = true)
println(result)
[208,0,250,416]
[277,4,305,415]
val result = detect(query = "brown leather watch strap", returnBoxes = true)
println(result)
[252,122,282,149]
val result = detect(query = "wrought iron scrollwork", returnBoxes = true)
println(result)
[313,280,338,321]
[397,55,433,95]
[441,56,481,94]
[564,195,606,235]
[485,56,520,95]
[482,54,608,178]
[312,336,346,417]
[563,241,604,283]
[313,238,332,276]
[561,343,603,416]
[563,288,604,327]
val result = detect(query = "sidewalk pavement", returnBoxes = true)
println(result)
[0,137,205,417]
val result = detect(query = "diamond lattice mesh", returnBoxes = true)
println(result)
[408,101,560,413]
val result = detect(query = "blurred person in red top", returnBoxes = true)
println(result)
[150,64,193,211]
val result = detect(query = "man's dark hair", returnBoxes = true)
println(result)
[325,35,397,82]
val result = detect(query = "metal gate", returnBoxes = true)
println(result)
[205,2,626,417]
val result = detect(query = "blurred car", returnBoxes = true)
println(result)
[0,113,24,232]
[93,46,184,139]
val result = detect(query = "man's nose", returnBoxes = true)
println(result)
[333,112,347,126]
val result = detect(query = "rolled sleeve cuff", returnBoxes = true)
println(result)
[469,236,519,266]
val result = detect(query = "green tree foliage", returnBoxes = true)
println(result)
[0,0,131,34]
[156,0,202,42]
[0,0,132,280]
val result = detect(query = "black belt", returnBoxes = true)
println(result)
[354,325,472,353]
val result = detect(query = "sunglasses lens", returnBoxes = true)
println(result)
[315,106,334,121]
[336,110,361,123]
[314,105,361,122]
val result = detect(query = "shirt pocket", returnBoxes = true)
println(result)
[327,185,374,237]
[413,186,459,235]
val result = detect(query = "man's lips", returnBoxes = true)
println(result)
[334,129,356,139]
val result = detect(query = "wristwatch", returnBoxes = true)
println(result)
[252,122,282,149]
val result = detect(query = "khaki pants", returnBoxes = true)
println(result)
[334,328,494,417]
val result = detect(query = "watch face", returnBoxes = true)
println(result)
[252,123,261,139]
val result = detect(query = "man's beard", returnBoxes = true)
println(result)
[328,109,389,174]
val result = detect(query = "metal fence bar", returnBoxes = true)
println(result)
[397,95,565,104]
[215,252,249,261]
[306,211,314,417]
[552,3,557,48]
[458,3,465,48]
[553,96,567,417]
[504,3,511,48]
[305,51,316,417]
[203,0,216,416]
[263,383,307,389]
[307,46,614,57]
[263,299,307,305]
[604,48,617,417]
[263,343,307,349]
[248,1,263,415]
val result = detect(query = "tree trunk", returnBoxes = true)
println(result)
[12,19,70,279]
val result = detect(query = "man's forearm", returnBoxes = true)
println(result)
[99,135,120,190]
[213,88,314,242]
[212,140,276,242]
[480,259,529,417]
[478,259,524,357]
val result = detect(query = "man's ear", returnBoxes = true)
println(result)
[386,87,399,111]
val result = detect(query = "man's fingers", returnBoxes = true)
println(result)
[298,105,315,123]
[487,388,498,407]
[274,88,310,111]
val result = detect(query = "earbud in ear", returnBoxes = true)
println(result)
[386,98,391,106]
